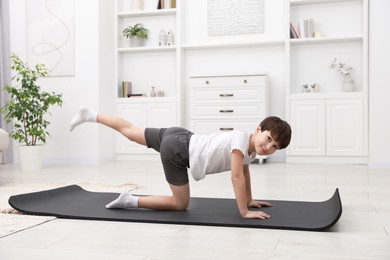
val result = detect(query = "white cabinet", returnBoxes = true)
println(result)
[115,101,176,154]
[287,94,367,163]
[189,74,269,134]
[289,99,326,156]
[114,103,147,154]
[147,102,177,128]
[326,98,364,156]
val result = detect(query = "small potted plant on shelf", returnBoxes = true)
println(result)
[0,53,63,170]
[329,58,354,92]
[122,23,149,47]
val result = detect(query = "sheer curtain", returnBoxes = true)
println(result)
[0,0,13,163]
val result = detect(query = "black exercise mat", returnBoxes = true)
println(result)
[9,185,342,231]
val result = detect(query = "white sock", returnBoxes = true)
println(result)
[69,106,98,131]
[105,192,139,209]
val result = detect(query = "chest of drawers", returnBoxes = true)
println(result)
[189,74,269,134]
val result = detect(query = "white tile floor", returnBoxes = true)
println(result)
[0,161,389,259]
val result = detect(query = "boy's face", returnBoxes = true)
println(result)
[252,127,280,155]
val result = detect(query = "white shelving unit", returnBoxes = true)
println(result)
[114,1,180,159]
[286,0,369,163]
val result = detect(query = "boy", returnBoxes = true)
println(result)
[70,107,291,219]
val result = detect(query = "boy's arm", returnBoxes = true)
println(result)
[243,165,253,204]
[243,165,273,208]
[231,150,270,219]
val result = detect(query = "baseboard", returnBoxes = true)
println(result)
[368,162,390,169]
[286,156,368,164]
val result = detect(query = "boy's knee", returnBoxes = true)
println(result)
[173,199,189,211]
[175,205,188,211]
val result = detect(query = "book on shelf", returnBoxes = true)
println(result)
[299,19,314,38]
[127,94,147,98]
[158,0,176,9]
[290,22,300,39]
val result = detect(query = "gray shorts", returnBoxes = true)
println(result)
[144,127,193,186]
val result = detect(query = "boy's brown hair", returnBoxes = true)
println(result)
[259,116,292,149]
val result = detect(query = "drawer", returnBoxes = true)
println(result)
[190,120,261,134]
[191,103,266,118]
[191,87,265,103]
[189,75,267,88]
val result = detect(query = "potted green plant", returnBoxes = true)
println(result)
[122,23,149,47]
[0,53,63,170]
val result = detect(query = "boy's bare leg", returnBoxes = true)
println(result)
[97,113,146,146]
[71,107,191,211]
[138,183,190,210]
[69,107,146,146]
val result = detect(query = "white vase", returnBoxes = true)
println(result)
[18,145,44,171]
[342,75,354,92]
[130,36,144,47]
[150,86,156,97]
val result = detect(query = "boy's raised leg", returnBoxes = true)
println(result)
[69,107,146,146]
[96,113,147,146]
[69,106,98,131]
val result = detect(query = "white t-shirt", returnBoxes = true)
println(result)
[188,130,256,181]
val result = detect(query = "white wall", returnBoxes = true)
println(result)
[9,0,115,164]
[98,0,115,161]
[369,0,390,169]
[8,0,390,167]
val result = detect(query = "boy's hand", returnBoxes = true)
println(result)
[243,210,270,219]
[248,200,273,208]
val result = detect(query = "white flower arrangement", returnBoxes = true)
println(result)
[329,58,352,77]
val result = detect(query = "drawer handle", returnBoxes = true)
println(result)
[243,79,248,83]
[220,110,234,113]
[220,128,234,131]
[220,94,234,97]
[205,80,210,84]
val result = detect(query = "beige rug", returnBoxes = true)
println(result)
[0,182,138,238]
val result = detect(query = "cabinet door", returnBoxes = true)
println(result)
[326,98,364,156]
[147,102,177,154]
[115,104,147,154]
[147,103,177,128]
[289,100,326,156]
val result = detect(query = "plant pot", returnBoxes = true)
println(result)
[342,76,355,92]
[18,145,44,171]
[130,36,145,47]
